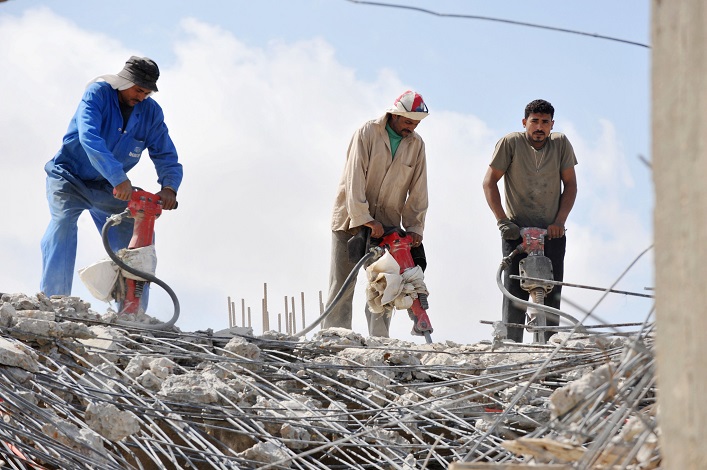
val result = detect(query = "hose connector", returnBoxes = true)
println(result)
[500,247,521,270]
[107,209,132,226]
[369,246,385,260]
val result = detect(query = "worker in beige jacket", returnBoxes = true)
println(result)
[322,90,430,337]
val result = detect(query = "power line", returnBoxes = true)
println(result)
[345,0,650,49]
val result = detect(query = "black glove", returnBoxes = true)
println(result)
[347,227,371,263]
[497,218,520,240]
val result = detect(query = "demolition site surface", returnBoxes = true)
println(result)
[0,292,658,469]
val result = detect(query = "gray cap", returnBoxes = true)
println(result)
[117,56,160,92]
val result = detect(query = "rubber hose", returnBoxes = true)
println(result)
[101,211,180,330]
[295,248,382,338]
[496,263,585,331]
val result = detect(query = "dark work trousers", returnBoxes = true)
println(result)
[501,235,566,343]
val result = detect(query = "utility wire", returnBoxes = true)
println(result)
[345,0,650,49]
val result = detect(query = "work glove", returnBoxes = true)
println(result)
[497,218,520,240]
[418,292,429,310]
[347,227,370,264]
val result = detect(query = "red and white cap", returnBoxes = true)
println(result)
[386,90,429,120]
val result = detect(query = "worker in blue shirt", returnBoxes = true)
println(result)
[40,56,183,311]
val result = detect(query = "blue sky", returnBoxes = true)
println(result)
[0,0,653,344]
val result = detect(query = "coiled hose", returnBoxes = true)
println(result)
[101,210,180,330]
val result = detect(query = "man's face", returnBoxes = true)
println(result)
[118,85,152,107]
[389,114,421,137]
[523,112,554,145]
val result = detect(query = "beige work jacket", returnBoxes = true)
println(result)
[331,113,428,236]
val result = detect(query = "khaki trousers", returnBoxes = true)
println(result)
[321,230,391,337]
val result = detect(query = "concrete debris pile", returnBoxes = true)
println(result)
[0,293,659,469]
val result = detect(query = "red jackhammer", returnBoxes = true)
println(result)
[295,227,434,343]
[99,188,180,329]
[374,228,434,343]
[120,189,162,314]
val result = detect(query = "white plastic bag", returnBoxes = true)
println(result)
[365,252,429,314]
[365,252,403,314]
[78,258,119,301]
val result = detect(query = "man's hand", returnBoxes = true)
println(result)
[113,180,133,201]
[546,223,566,240]
[497,218,520,240]
[409,232,423,247]
[156,187,178,210]
[364,220,384,238]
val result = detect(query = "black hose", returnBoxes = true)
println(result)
[496,262,584,330]
[295,248,383,338]
[101,210,180,330]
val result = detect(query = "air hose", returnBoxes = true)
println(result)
[496,260,585,332]
[295,247,384,338]
[101,210,180,330]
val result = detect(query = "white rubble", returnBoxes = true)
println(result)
[238,440,291,467]
[0,336,39,372]
[79,326,127,364]
[84,401,141,441]
[0,293,659,469]
[550,363,615,419]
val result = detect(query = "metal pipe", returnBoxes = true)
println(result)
[509,275,654,298]
[496,263,585,330]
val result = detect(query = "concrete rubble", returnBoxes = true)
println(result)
[0,292,659,469]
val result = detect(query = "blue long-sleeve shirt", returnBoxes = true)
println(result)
[49,81,183,191]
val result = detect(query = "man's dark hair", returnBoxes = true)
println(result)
[524,99,555,119]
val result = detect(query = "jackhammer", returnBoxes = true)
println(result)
[497,227,582,343]
[100,188,180,330]
[297,227,434,343]
[372,228,434,343]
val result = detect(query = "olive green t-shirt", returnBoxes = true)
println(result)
[489,131,578,228]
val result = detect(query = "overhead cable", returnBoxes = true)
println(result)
[346,0,650,49]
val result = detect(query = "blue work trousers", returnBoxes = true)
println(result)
[40,164,149,309]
